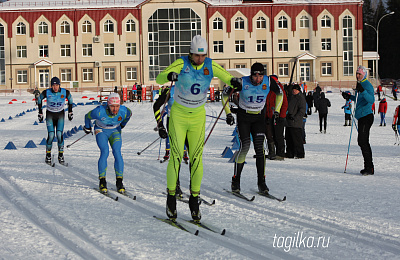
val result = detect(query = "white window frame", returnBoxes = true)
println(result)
[38,22,48,34]
[213,18,223,30]
[83,68,93,82]
[149,55,158,66]
[39,45,48,58]
[278,39,288,52]
[235,40,245,53]
[126,43,136,56]
[321,38,331,51]
[256,17,266,29]
[17,46,27,58]
[104,20,114,33]
[300,39,310,51]
[148,32,154,42]
[104,43,115,56]
[126,67,137,81]
[278,63,289,77]
[60,69,72,82]
[169,22,175,31]
[300,16,309,28]
[82,21,92,33]
[191,22,197,30]
[126,19,136,32]
[104,67,115,81]
[60,21,70,34]
[234,17,245,30]
[213,41,223,53]
[17,70,28,83]
[278,16,288,29]
[321,62,332,76]
[60,44,71,57]
[321,15,331,28]
[16,22,26,35]
[82,44,92,57]
[256,40,267,52]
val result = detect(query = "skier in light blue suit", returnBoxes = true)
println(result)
[84,93,132,193]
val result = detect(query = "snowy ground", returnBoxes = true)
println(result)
[0,90,399,260]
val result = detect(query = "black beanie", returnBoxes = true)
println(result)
[251,62,264,75]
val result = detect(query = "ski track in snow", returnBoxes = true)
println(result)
[0,92,399,259]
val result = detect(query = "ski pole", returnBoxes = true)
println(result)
[157,137,162,160]
[206,114,226,121]
[204,88,235,145]
[344,91,358,173]
[137,136,161,155]
[66,133,91,148]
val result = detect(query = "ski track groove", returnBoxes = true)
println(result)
[63,160,290,260]
[129,159,400,257]
[0,168,122,260]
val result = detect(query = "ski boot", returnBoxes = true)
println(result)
[189,194,201,222]
[166,191,177,221]
[58,152,65,164]
[360,168,374,176]
[116,177,125,194]
[258,181,269,195]
[99,177,107,193]
[231,176,240,193]
[175,182,183,199]
[163,150,170,161]
[45,152,52,165]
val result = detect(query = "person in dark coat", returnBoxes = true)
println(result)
[316,92,331,133]
[285,84,306,159]
[313,85,322,112]
[305,91,313,115]
[136,85,142,102]
[392,82,398,101]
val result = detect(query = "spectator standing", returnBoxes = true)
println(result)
[316,92,331,133]
[137,85,142,103]
[341,92,352,126]
[393,105,400,136]
[377,84,382,101]
[305,91,313,115]
[378,98,387,126]
[392,82,398,101]
[313,85,322,112]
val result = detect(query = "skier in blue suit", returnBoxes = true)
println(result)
[84,93,132,193]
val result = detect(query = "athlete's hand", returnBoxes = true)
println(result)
[68,112,73,121]
[83,126,92,134]
[393,124,397,132]
[230,77,242,91]
[226,113,235,126]
[38,114,44,122]
[158,126,168,139]
[167,72,179,82]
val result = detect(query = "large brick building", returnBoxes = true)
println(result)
[0,0,364,91]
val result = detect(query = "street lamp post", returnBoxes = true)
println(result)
[365,11,395,83]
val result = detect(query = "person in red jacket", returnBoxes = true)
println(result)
[372,102,375,115]
[392,105,400,135]
[377,84,382,101]
[378,98,387,126]
[265,75,288,160]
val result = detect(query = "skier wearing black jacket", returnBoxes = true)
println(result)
[316,92,331,133]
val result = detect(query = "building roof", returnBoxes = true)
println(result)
[0,0,363,10]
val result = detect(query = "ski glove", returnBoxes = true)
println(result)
[230,77,242,91]
[356,83,364,93]
[273,111,280,120]
[226,113,235,126]
[342,92,351,100]
[83,126,92,134]
[167,72,179,82]
[158,126,168,139]
[68,112,73,121]
[38,114,44,122]
[393,124,398,132]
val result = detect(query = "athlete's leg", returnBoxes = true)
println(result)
[45,111,55,152]
[95,129,111,178]
[109,130,123,178]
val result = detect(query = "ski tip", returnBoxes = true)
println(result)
[221,229,226,236]
[194,230,199,236]
[211,200,216,205]
[115,196,119,201]
[137,152,141,155]
[281,196,287,201]
[250,196,256,201]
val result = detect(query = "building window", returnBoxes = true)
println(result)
[104,67,115,81]
[126,19,136,32]
[38,22,48,34]
[191,22,197,30]
[343,15,353,76]
[83,68,93,81]
[234,17,244,30]
[235,40,245,53]
[82,44,92,56]
[213,41,223,53]
[126,67,137,81]
[60,69,72,82]
[148,32,154,42]
[256,40,267,52]
[126,43,136,55]
[321,62,332,76]
[256,17,266,29]
[104,20,114,33]
[300,16,309,28]
[149,55,158,66]
[300,39,310,51]
[39,45,48,57]
[278,16,288,29]
[104,43,115,56]
[82,21,92,33]
[60,21,70,34]
[278,63,289,76]
[213,17,223,30]
[17,70,27,83]
[17,46,27,58]
[235,64,246,69]
[60,44,71,57]
[170,46,175,54]
[278,39,288,52]
[16,22,26,35]
[321,38,331,51]
[321,15,331,28]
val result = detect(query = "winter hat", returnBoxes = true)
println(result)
[251,62,265,75]
[51,76,60,86]
[356,66,368,81]
[190,35,208,54]
[108,93,121,105]
[292,84,301,92]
